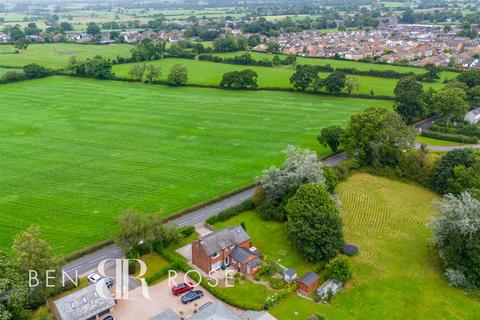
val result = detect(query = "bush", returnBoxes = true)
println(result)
[421,130,478,144]
[324,257,352,282]
[0,70,26,83]
[269,277,287,290]
[206,200,254,225]
[257,199,287,221]
[252,185,265,207]
[179,225,195,238]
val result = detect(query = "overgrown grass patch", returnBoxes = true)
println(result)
[270,173,480,319]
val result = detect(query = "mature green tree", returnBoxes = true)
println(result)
[259,145,326,204]
[430,192,480,288]
[9,26,25,41]
[128,63,147,81]
[431,149,480,195]
[324,257,352,282]
[266,41,281,53]
[145,65,161,83]
[0,253,29,320]
[131,39,166,61]
[12,226,61,306]
[60,22,73,32]
[248,34,260,47]
[467,86,480,109]
[115,211,180,255]
[421,63,441,82]
[86,22,101,36]
[457,70,480,89]
[220,69,258,88]
[341,107,414,167]
[318,126,344,153]
[285,183,344,262]
[394,76,425,124]
[167,64,188,85]
[344,76,359,94]
[289,65,318,91]
[14,38,29,51]
[433,87,469,126]
[324,72,346,94]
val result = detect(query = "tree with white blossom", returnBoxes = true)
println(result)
[430,192,480,288]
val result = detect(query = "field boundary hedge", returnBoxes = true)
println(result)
[113,76,395,100]
[421,130,478,144]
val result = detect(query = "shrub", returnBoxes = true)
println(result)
[421,130,478,144]
[252,185,265,207]
[324,257,352,282]
[206,200,254,225]
[179,225,195,238]
[269,277,287,290]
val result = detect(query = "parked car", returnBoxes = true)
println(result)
[181,290,204,304]
[172,282,194,296]
[87,273,102,284]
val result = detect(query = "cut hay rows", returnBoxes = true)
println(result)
[337,173,440,278]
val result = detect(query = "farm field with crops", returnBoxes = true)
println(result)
[269,173,480,319]
[0,76,392,254]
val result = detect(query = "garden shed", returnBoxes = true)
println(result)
[283,268,297,283]
[297,272,320,294]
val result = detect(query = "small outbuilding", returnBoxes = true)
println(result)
[465,107,480,125]
[316,279,343,300]
[283,268,297,283]
[297,272,320,294]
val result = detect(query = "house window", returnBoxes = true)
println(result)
[229,245,235,249]
[212,252,219,258]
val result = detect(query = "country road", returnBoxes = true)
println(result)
[62,151,348,277]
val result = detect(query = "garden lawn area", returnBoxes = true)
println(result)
[0,76,392,254]
[115,58,403,96]
[212,211,313,275]
[0,43,133,69]
[220,280,272,309]
[270,173,480,320]
[138,252,171,281]
[416,135,465,146]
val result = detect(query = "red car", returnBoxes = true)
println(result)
[172,282,194,296]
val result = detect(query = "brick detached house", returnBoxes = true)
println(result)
[192,226,262,276]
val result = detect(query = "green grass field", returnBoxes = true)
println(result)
[0,76,392,254]
[114,58,449,96]
[0,43,133,69]
[269,173,480,319]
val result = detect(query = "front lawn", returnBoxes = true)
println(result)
[212,211,313,275]
[138,252,171,283]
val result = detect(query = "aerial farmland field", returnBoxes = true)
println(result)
[0,43,133,69]
[0,76,393,254]
[114,58,450,96]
